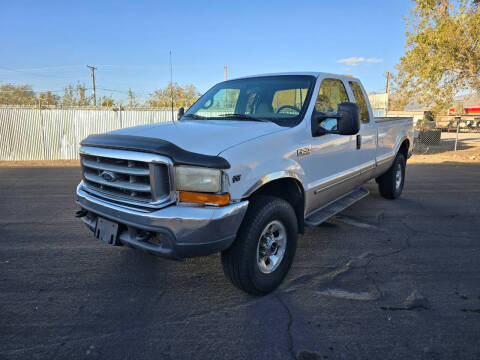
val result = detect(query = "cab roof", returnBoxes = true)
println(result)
[230,72,359,83]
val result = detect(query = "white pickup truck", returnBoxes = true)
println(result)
[76,72,414,295]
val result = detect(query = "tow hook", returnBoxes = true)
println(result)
[75,209,88,218]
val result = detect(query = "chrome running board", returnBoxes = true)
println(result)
[305,187,369,227]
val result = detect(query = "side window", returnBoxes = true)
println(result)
[349,81,370,123]
[314,79,349,115]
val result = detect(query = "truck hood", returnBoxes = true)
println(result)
[110,120,285,156]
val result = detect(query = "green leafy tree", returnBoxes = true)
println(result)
[127,88,138,107]
[99,96,115,107]
[0,84,36,105]
[62,84,75,106]
[61,83,89,106]
[388,92,410,111]
[76,84,88,106]
[38,91,60,106]
[183,85,201,107]
[148,83,200,108]
[395,0,480,113]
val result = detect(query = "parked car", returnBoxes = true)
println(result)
[75,72,413,295]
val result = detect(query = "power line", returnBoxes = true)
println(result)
[0,88,69,93]
[0,65,84,72]
[0,66,73,80]
[95,87,150,95]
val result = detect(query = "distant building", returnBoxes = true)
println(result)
[448,94,480,115]
[368,92,426,127]
[368,92,388,117]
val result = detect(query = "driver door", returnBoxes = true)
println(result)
[299,78,358,214]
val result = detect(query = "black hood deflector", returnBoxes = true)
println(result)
[80,134,230,169]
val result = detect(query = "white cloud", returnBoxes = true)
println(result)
[337,57,383,66]
[337,57,365,66]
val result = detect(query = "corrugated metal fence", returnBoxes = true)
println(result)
[0,107,175,160]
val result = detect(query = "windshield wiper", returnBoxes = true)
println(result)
[217,113,270,122]
[183,114,207,120]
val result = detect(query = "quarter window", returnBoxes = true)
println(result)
[314,79,349,115]
[349,81,370,123]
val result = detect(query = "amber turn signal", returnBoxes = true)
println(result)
[179,191,230,206]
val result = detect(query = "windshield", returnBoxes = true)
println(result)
[184,75,316,126]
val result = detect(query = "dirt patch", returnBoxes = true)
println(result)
[409,150,480,163]
[0,160,80,167]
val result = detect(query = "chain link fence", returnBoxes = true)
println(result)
[413,116,480,161]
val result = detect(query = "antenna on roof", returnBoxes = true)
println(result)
[170,50,174,122]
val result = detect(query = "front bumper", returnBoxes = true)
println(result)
[76,184,248,259]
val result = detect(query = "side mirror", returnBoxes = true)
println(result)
[177,107,185,121]
[312,102,360,136]
[336,102,360,135]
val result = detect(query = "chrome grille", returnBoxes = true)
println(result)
[80,146,173,208]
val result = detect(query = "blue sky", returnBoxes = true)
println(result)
[0,0,413,102]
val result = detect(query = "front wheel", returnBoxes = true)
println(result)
[221,196,298,295]
[377,153,406,199]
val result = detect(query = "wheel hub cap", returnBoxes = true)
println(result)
[395,163,402,189]
[256,220,287,274]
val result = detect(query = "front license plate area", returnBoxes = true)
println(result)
[95,217,119,245]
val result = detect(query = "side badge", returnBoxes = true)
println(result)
[232,175,241,183]
[297,147,310,157]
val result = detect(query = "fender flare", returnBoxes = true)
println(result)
[395,135,411,157]
[242,170,305,199]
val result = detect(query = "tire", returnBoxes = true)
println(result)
[377,153,406,199]
[221,195,298,295]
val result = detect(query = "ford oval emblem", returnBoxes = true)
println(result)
[100,171,117,182]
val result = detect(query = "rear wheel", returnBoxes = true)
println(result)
[377,153,406,199]
[221,196,297,295]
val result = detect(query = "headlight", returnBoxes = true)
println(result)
[174,166,222,193]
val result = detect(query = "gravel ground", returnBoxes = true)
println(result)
[1,163,479,360]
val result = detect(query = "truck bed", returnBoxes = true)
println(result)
[374,116,414,165]
[374,117,413,123]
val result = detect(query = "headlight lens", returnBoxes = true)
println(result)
[174,166,222,193]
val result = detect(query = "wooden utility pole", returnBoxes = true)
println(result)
[87,65,97,106]
[385,71,391,93]
[224,65,227,107]
[170,51,174,121]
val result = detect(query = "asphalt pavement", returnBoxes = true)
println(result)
[1,162,479,360]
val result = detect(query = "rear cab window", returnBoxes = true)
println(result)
[348,81,370,124]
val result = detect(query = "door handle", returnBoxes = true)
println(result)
[356,134,362,149]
